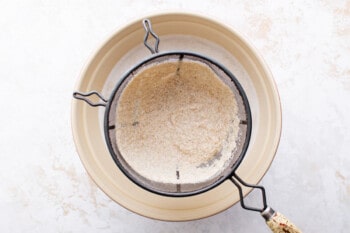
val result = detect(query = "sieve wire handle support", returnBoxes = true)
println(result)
[73,91,107,107]
[143,19,160,54]
[230,173,302,233]
[229,172,267,212]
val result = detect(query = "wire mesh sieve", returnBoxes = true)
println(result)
[105,52,252,196]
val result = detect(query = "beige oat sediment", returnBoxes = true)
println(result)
[116,60,239,184]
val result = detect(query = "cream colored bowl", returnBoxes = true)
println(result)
[71,13,281,221]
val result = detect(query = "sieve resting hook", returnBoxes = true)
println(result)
[73,91,107,107]
[143,19,160,54]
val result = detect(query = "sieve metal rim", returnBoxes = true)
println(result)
[102,51,253,197]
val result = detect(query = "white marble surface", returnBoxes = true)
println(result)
[0,0,349,232]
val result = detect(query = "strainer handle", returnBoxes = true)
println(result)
[73,91,107,107]
[262,207,302,233]
[230,173,302,232]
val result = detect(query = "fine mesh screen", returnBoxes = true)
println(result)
[105,53,250,196]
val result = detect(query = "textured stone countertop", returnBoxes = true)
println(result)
[0,0,349,232]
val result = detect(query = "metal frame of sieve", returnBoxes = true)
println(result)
[73,19,269,214]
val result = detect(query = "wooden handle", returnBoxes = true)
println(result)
[265,211,302,233]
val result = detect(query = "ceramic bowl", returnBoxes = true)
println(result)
[71,12,281,221]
